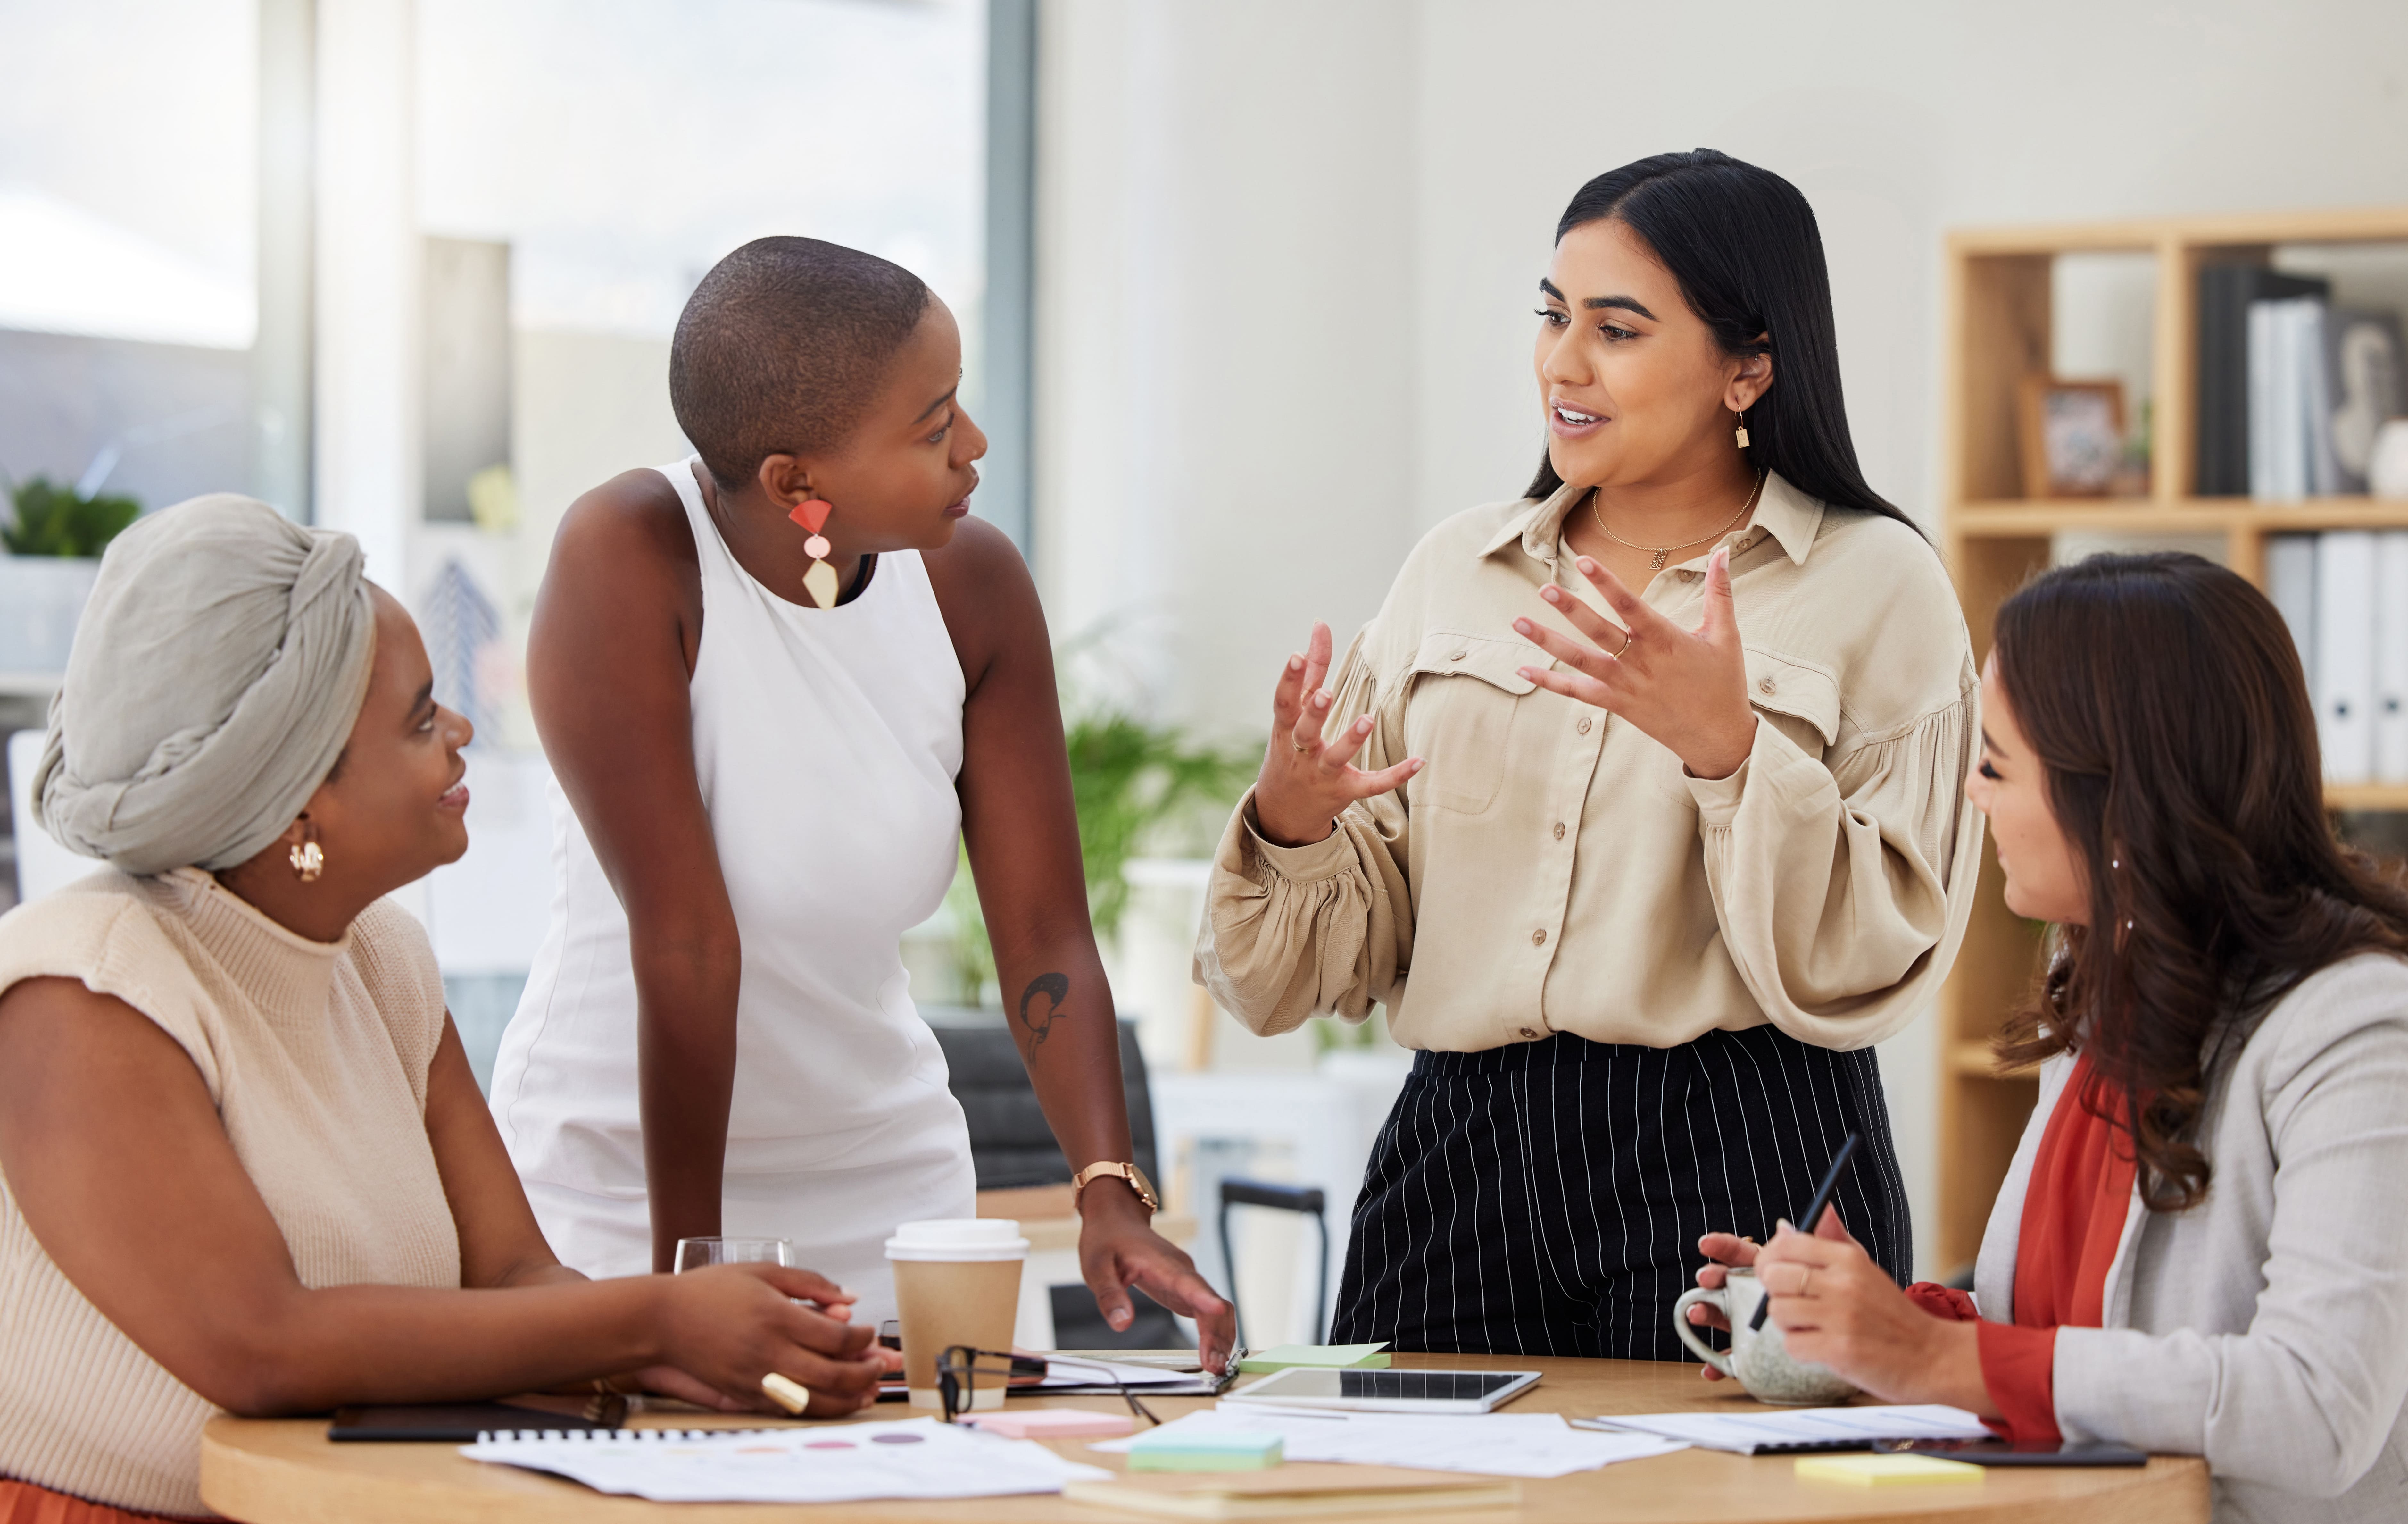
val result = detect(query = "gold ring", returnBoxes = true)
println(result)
[1613,628,1634,658]
[1292,737,1313,752]
[1798,1267,1812,1296]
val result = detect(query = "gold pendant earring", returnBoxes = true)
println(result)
[289,839,324,882]
[1734,407,1751,449]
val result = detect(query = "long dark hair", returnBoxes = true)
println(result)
[1994,553,2408,1210]
[1527,149,1914,534]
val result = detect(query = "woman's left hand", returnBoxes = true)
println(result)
[1078,1185,1237,1371]
[1512,547,1757,780]
[1755,1218,1989,1411]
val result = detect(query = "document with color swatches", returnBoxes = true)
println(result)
[463,1419,1107,1503]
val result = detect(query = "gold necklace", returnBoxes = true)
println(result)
[1589,471,1765,571]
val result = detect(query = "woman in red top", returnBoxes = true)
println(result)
[1686,554,2408,1509]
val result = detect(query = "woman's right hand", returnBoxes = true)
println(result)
[653,1263,885,1416]
[1253,622,1422,848]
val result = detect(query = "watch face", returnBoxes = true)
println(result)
[1126,1163,1160,1210]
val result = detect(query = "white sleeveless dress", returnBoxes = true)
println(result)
[488,457,976,1318]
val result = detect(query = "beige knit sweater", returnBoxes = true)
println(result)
[0,868,462,1517]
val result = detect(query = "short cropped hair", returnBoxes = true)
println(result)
[669,237,932,490]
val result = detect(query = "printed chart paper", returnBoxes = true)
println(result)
[463,1418,1108,1504]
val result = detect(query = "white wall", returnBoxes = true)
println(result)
[1035,0,1419,726]
[315,0,419,592]
[1034,0,2408,1276]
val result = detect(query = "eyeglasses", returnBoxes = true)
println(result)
[935,1345,1162,1428]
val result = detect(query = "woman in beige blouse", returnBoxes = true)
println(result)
[1199,150,1982,1357]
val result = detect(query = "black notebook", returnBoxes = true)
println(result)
[329,1401,623,1443]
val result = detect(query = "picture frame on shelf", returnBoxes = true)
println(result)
[2017,375,2127,498]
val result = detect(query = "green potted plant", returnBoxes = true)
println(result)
[1,477,141,675]
[938,706,1255,1006]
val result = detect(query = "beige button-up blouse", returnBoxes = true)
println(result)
[1196,472,1984,1054]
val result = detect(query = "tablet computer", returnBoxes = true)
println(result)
[1223,1367,1542,1414]
[1889,1437,2148,1467]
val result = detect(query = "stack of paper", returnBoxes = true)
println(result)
[1093,1405,1683,1479]
[1577,1404,1990,1455]
[462,1418,1108,1504]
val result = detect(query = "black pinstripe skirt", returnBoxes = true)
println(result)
[1329,1023,1910,1360]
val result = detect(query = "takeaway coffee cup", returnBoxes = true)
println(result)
[1671,1269,1859,1405]
[884,1218,1030,1411]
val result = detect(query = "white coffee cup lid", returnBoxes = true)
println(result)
[884,1218,1031,1262]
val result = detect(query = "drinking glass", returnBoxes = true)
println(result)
[673,1237,792,1274]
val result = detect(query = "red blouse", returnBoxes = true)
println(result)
[1907,1051,2136,1442]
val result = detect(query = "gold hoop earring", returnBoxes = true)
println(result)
[289,839,324,882]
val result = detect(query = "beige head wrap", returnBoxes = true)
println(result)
[33,494,378,877]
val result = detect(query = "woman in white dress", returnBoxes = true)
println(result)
[487,238,1229,1359]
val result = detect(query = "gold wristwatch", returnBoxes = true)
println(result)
[1071,1160,1160,1216]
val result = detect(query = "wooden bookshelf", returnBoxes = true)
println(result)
[1935,206,2408,1275]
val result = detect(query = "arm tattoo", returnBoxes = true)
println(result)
[1016,972,1071,1048]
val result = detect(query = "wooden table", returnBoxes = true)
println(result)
[200,1353,2207,1523]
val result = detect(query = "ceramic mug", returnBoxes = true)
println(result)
[1671,1268,1859,1405]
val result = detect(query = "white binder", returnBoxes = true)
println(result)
[2266,534,2318,687]
[2316,532,2377,785]
[2376,532,2408,785]
[2249,301,2280,500]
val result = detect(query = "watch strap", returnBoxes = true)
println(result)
[1072,1161,1159,1215]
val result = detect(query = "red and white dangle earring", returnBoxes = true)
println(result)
[790,494,839,608]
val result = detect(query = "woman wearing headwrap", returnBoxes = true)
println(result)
[0,496,883,1523]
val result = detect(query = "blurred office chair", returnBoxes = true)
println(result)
[1218,1176,1330,1347]
[928,1014,1159,1189]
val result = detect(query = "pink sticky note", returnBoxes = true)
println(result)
[962,1409,1136,1440]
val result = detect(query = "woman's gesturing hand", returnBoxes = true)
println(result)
[655,1262,886,1417]
[1512,547,1758,781]
[1252,621,1422,848]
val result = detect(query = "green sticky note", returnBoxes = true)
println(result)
[1234,1342,1392,1372]
[1127,1430,1284,1472]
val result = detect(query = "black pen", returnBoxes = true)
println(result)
[1749,1132,1861,1332]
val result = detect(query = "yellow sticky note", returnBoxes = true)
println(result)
[1795,1453,1985,1487]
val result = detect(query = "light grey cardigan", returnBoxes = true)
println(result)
[1972,952,2408,1523]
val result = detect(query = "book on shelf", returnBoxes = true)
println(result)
[2250,296,2343,500]
[2269,530,2408,788]
[2199,265,2327,497]
[2229,278,2408,501]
